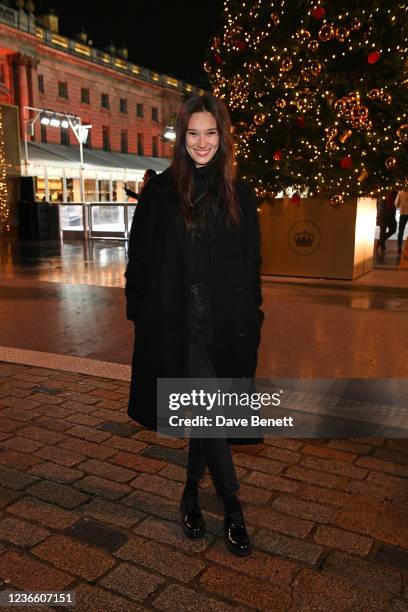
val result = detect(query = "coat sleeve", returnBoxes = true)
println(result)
[124,179,156,322]
[243,183,265,337]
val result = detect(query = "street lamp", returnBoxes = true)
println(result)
[23,106,92,202]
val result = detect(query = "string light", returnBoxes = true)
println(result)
[0,107,9,233]
[207,0,408,199]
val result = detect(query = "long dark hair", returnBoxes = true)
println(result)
[171,94,240,229]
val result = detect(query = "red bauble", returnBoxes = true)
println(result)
[273,150,283,161]
[297,116,305,127]
[213,52,222,65]
[235,39,247,51]
[367,51,381,64]
[291,193,301,205]
[340,155,353,169]
[312,6,325,19]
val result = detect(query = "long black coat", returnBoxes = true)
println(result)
[125,168,264,442]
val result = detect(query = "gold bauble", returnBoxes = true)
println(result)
[357,169,369,182]
[213,36,221,49]
[301,68,310,81]
[276,98,286,108]
[271,12,280,26]
[309,61,322,76]
[367,88,381,100]
[281,58,294,72]
[397,124,408,141]
[254,113,266,125]
[358,106,369,119]
[308,39,319,52]
[334,99,346,112]
[385,157,397,169]
[339,129,353,143]
[318,24,334,42]
[297,29,311,44]
[336,27,350,42]
[203,61,212,73]
[381,92,392,105]
[330,195,344,208]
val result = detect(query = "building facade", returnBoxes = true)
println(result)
[0,1,201,233]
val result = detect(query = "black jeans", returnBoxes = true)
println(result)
[186,283,239,499]
[379,217,397,248]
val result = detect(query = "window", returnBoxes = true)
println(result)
[119,98,127,114]
[101,93,110,109]
[136,102,144,118]
[81,88,90,104]
[58,81,68,99]
[60,127,70,146]
[102,125,110,151]
[98,179,110,202]
[151,106,159,122]
[34,177,46,202]
[152,135,159,157]
[38,74,44,93]
[40,123,47,143]
[83,129,91,149]
[137,133,144,155]
[48,177,63,203]
[120,129,128,154]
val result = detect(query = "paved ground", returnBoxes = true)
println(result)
[0,362,408,611]
[1,238,408,610]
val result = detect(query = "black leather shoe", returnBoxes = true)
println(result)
[224,510,252,556]
[180,494,205,539]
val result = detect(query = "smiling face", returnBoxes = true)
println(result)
[185,111,220,167]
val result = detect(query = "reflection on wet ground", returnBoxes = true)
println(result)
[0,239,128,288]
[0,239,408,377]
[1,238,408,312]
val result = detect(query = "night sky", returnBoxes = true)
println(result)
[35,0,224,86]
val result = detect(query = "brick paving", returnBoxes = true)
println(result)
[0,362,408,611]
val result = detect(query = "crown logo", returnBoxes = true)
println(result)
[295,230,314,247]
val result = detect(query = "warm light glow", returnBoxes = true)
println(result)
[0,107,9,234]
[207,0,408,199]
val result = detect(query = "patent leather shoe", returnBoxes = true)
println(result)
[224,510,252,556]
[180,494,205,539]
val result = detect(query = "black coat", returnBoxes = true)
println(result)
[125,167,264,442]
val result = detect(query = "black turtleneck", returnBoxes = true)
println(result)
[184,164,213,285]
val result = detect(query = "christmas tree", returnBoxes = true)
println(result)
[207,1,408,204]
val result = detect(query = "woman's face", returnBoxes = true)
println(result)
[185,111,220,167]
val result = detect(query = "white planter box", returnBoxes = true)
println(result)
[259,196,377,280]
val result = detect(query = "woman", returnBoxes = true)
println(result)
[125,94,264,557]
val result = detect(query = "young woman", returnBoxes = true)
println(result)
[125,94,264,557]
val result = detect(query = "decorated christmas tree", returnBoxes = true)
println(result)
[206,1,408,204]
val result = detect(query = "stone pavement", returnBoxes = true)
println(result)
[0,362,408,611]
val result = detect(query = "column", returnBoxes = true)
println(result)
[11,54,30,138]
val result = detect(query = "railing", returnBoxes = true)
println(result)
[0,3,201,96]
[58,202,137,240]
